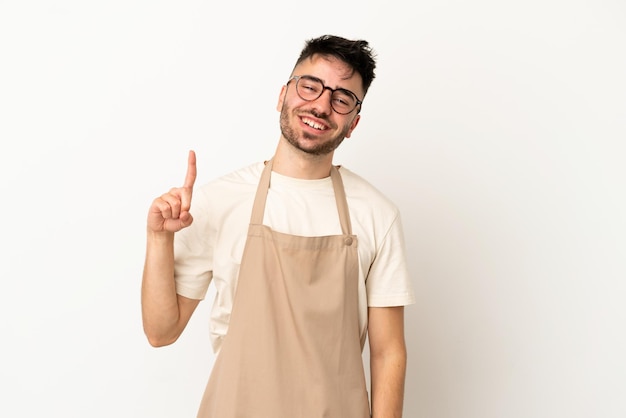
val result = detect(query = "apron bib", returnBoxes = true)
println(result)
[196,159,370,418]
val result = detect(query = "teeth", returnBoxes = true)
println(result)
[303,118,326,130]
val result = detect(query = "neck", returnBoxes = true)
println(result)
[271,137,334,179]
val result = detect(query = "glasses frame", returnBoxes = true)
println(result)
[287,75,363,115]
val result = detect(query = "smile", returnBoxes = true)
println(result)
[301,117,328,131]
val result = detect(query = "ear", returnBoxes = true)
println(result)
[276,85,287,111]
[344,114,361,138]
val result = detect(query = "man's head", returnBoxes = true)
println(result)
[276,35,377,158]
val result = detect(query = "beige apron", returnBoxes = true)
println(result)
[196,159,370,418]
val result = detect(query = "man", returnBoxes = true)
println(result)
[142,34,415,417]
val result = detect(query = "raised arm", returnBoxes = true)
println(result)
[368,306,407,418]
[141,150,200,347]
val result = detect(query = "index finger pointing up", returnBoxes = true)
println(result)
[180,150,196,213]
[184,150,197,188]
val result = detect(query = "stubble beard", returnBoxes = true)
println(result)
[279,104,351,156]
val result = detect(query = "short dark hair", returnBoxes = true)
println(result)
[294,35,377,96]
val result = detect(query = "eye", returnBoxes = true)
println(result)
[333,91,356,108]
[299,78,322,94]
[333,97,349,106]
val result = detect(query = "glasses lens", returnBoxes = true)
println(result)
[296,77,323,100]
[331,90,357,114]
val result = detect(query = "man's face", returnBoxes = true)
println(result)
[276,55,363,156]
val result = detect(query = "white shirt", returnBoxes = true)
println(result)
[174,162,415,353]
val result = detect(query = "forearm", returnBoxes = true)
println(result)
[370,343,407,418]
[141,230,181,346]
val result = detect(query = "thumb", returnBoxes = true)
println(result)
[179,211,194,228]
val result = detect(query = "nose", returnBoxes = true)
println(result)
[309,87,333,116]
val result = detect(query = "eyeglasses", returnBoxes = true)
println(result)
[287,75,363,115]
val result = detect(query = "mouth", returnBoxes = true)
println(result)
[300,116,329,131]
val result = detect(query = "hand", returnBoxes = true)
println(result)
[147,150,197,233]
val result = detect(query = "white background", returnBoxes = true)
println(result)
[1,1,625,417]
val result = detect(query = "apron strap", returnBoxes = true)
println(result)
[249,159,353,236]
[330,165,353,236]
[249,159,273,225]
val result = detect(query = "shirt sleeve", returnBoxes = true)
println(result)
[365,212,416,307]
